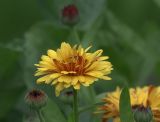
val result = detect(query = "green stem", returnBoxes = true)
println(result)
[72,27,81,44]
[73,89,79,122]
[78,102,105,114]
[36,109,45,122]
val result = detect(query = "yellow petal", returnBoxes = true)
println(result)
[93,49,103,57]
[71,77,79,85]
[85,71,103,77]
[78,76,85,83]
[50,73,62,79]
[74,83,80,89]
[61,71,76,74]
[64,83,71,88]
[45,79,53,84]
[82,82,90,86]
[83,76,96,84]
[98,56,109,61]
[58,76,72,84]
[37,68,48,71]
[51,79,58,85]
[47,49,57,59]
[100,76,111,80]
[34,71,48,76]
[85,46,92,52]
[55,83,64,96]
[41,55,52,62]
[37,75,50,83]
[45,73,61,84]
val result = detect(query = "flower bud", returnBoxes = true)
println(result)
[61,4,79,26]
[59,90,73,104]
[25,89,48,109]
[133,106,153,122]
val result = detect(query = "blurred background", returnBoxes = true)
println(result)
[1,0,160,122]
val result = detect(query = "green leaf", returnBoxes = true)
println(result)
[0,0,42,42]
[67,113,74,122]
[0,47,25,119]
[42,99,66,122]
[154,0,160,8]
[120,87,134,122]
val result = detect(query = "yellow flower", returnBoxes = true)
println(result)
[148,86,160,122]
[98,86,160,122]
[99,87,121,122]
[130,86,149,107]
[35,42,113,96]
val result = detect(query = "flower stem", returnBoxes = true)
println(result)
[78,102,105,114]
[36,109,45,122]
[73,89,79,122]
[72,27,81,44]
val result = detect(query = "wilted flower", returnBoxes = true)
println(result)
[35,42,113,96]
[97,86,160,122]
[61,4,79,26]
[25,89,48,109]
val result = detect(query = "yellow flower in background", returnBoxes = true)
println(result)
[35,42,113,96]
[130,86,149,107]
[97,86,160,122]
[99,87,121,122]
[148,86,160,122]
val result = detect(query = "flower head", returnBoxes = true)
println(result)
[97,86,160,122]
[35,42,113,96]
[61,4,79,26]
[25,89,48,109]
[98,87,121,122]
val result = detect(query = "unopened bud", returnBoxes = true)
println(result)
[59,90,73,104]
[133,106,153,122]
[25,89,48,109]
[61,4,79,26]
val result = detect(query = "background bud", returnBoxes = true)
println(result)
[25,89,48,109]
[133,106,153,122]
[59,90,73,104]
[61,4,79,26]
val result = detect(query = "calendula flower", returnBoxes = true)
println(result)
[97,86,160,122]
[130,86,149,107]
[98,87,121,122]
[35,42,113,96]
[148,86,160,122]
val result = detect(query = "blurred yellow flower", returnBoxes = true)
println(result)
[130,86,149,107]
[98,86,160,122]
[98,87,121,122]
[35,42,113,96]
[148,86,160,122]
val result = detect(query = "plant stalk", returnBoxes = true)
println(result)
[36,109,45,122]
[73,89,79,122]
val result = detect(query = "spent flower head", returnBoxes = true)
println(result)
[35,42,113,96]
[25,89,48,109]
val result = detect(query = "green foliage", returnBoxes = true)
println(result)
[120,87,134,122]
[42,99,66,122]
